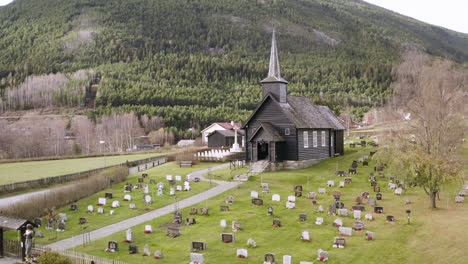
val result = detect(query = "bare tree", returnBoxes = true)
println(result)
[379,51,467,208]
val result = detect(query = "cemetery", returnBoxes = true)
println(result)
[36,139,464,264]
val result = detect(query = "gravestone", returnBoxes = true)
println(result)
[142,244,151,256]
[374,206,384,214]
[339,181,345,188]
[98,207,104,214]
[353,210,361,219]
[191,241,206,251]
[232,221,242,232]
[333,237,345,248]
[317,249,329,261]
[373,186,381,193]
[317,205,324,213]
[455,196,464,203]
[315,217,324,225]
[339,227,353,236]
[283,255,292,264]
[252,198,264,206]
[335,201,345,209]
[129,203,136,209]
[328,204,337,215]
[87,205,94,213]
[367,199,376,206]
[123,194,131,201]
[157,188,164,196]
[264,253,276,264]
[268,206,274,216]
[144,225,152,234]
[186,217,196,225]
[190,208,198,215]
[338,209,348,216]
[361,191,370,198]
[247,238,257,248]
[79,217,87,225]
[154,250,163,259]
[358,157,364,163]
[157,182,165,189]
[386,215,395,222]
[349,169,357,174]
[307,192,316,200]
[301,231,310,241]
[107,241,118,252]
[345,177,352,184]
[105,193,113,199]
[365,231,374,240]
[355,196,363,205]
[125,229,133,242]
[166,175,173,181]
[184,181,191,191]
[149,179,156,184]
[388,183,396,189]
[365,213,373,221]
[354,221,364,231]
[395,188,403,195]
[138,178,144,183]
[167,227,180,238]
[58,213,67,222]
[176,185,183,191]
[294,185,303,197]
[237,249,248,258]
[124,185,132,193]
[288,196,296,202]
[318,188,326,194]
[143,184,149,194]
[190,253,204,264]
[144,195,153,204]
[173,211,182,224]
[56,221,66,232]
[250,191,259,199]
[273,218,281,227]
[327,180,335,187]
[262,183,270,193]
[376,193,383,200]
[220,205,229,211]
[175,175,182,181]
[363,161,369,166]
[169,188,175,196]
[70,204,78,211]
[129,244,138,254]
[112,201,120,208]
[286,202,296,209]
[352,160,358,168]
[220,219,227,228]
[333,218,343,227]
[110,210,115,215]
[299,213,307,221]
[221,233,235,243]
[272,194,281,201]
[34,218,42,227]
[336,171,346,177]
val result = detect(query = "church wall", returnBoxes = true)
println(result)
[245,97,297,161]
[297,128,331,160]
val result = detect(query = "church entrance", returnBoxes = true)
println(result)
[257,142,269,160]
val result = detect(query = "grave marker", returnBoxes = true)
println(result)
[301,231,310,241]
[272,194,281,201]
[191,241,206,252]
[333,237,345,248]
[221,233,235,243]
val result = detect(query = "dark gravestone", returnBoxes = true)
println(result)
[299,213,307,221]
[105,193,113,199]
[374,206,384,214]
[349,169,357,174]
[70,204,78,211]
[142,173,148,178]
[190,208,198,215]
[352,205,365,211]
[57,221,66,231]
[336,171,346,177]
[352,161,358,168]
[186,218,196,225]
[191,241,206,251]
[294,185,303,192]
[386,215,395,222]
[373,186,381,193]
[371,181,377,187]
[129,244,138,254]
[108,241,118,252]
[376,193,382,200]
[335,202,345,209]
[221,233,234,243]
[167,228,180,238]
[252,198,264,206]
[138,178,144,183]
[200,208,209,215]
[345,177,352,184]
[334,194,341,201]
[220,205,229,212]
[361,192,370,198]
[295,191,302,197]
[363,161,369,166]
[272,218,281,227]
[268,206,273,216]
[34,218,42,227]
[79,217,87,225]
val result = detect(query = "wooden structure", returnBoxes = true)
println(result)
[0,216,36,261]
[243,30,345,163]
[207,129,244,148]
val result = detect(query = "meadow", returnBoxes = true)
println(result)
[0,152,170,185]
[72,145,467,264]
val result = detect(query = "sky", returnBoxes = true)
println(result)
[0,0,466,34]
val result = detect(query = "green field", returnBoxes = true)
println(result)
[73,146,467,264]
[4,162,220,243]
[0,152,170,185]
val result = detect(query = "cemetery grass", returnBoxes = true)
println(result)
[4,162,220,243]
[202,166,249,181]
[74,145,467,264]
[0,152,171,185]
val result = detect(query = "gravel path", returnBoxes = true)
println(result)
[46,163,239,250]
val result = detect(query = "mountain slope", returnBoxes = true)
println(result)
[0,0,467,128]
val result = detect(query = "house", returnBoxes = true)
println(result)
[242,30,345,170]
[207,129,245,148]
[201,122,241,143]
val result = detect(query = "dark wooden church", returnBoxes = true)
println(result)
[243,31,345,168]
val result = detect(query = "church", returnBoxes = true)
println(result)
[242,31,345,170]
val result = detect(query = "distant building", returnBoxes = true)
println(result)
[207,129,245,148]
[243,30,345,169]
[177,140,195,147]
[201,122,241,143]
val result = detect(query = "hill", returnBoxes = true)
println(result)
[0,0,467,129]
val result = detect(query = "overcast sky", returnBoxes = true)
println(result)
[0,0,467,34]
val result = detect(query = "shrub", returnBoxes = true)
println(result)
[37,251,72,264]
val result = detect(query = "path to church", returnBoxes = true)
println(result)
[0,158,166,208]
[46,163,239,250]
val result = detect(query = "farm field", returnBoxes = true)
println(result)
[4,162,221,243]
[0,152,171,185]
[74,145,468,264]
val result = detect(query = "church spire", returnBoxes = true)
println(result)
[268,29,281,79]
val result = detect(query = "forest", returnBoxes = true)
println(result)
[0,0,467,130]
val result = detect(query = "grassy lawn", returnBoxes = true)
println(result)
[0,152,171,185]
[73,145,467,264]
[4,162,221,244]
[203,165,249,181]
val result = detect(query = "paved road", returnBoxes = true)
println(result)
[0,159,167,209]
[46,163,238,250]
[0,257,19,264]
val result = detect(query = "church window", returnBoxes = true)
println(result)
[285,128,290,135]
[322,131,326,147]
[303,131,309,148]
[313,131,317,147]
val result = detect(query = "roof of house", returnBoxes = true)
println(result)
[0,216,35,230]
[207,129,245,137]
[201,122,242,133]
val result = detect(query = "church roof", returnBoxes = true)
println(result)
[280,96,346,130]
[249,122,285,142]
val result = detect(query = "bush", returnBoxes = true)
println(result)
[37,251,72,264]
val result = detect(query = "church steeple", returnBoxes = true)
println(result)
[261,29,288,103]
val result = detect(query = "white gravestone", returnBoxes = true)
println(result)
[354,210,361,219]
[317,205,324,213]
[112,201,120,208]
[145,225,152,233]
[339,181,345,188]
[388,183,396,189]
[166,175,173,181]
[220,219,227,228]
[395,188,403,195]
[317,249,329,261]
[283,255,292,264]
[190,253,204,264]
[87,205,94,212]
[157,188,164,196]
[327,180,335,187]
[301,231,310,241]
[365,213,373,221]
[97,207,104,214]
[175,175,182,181]
[318,188,326,194]
[184,181,191,191]
[339,227,353,236]
[144,195,152,204]
[143,185,149,194]
[98,198,107,205]
[288,196,296,202]
[300,262,313,264]
[123,194,131,201]
[236,249,248,258]
[338,209,348,216]
[315,217,324,225]
[129,203,136,209]
[286,202,296,209]
[58,213,67,222]
[110,210,115,215]
[334,218,343,227]
[170,188,175,196]
[272,194,281,201]
[176,185,183,191]
[126,229,133,242]
[455,196,464,203]
[250,191,259,199]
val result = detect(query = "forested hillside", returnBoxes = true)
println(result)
[0,0,467,129]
